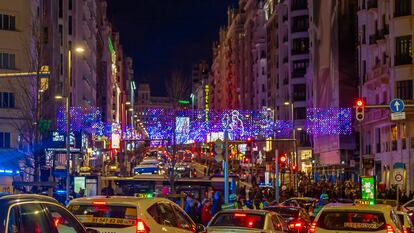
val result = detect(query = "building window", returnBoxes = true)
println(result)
[0,14,16,31]
[0,92,15,108]
[292,38,309,55]
[293,84,306,101]
[0,132,11,148]
[58,0,63,18]
[291,0,307,11]
[0,53,16,70]
[395,0,411,17]
[295,107,306,120]
[396,80,413,100]
[292,59,309,77]
[68,16,72,35]
[69,0,73,10]
[292,16,308,33]
[59,25,63,46]
[395,36,412,65]
[0,15,12,31]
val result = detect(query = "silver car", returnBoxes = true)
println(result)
[207,209,286,233]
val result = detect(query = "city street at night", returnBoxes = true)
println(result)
[0,0,413,232]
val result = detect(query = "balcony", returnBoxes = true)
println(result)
[367,0,377,9]
[395,55,413,66]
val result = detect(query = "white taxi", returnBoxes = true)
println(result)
[68,195,206,233]
[310,203,403,233]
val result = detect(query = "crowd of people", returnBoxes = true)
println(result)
[181,176,414,225]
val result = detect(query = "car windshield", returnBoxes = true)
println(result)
[264,207,299,220]
[210,212,265,229]
[68,204,137,228]
[317,211,386,231]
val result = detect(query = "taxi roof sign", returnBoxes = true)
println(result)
[136,193,154,199]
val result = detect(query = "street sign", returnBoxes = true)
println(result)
[390,98,405,113]
[391,112,406,121]
[393,165,404,186]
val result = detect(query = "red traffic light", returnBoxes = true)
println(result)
[247,137,252,142]
[244,157,249,163]
[280,155,287,163]
[356,98,364,107]
[292,165,297,170]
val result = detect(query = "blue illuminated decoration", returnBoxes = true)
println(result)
[305,108,352,135]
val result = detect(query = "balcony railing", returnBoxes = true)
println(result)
[292,69,306,78]
[395,55,413,66]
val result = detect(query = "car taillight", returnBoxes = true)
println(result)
[288,220,303,230]
[309,222,317,233]
[404,227,412,233]
[136,218,150,233]
[386,224,395,233]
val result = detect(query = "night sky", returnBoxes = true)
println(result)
[107,0,238,96]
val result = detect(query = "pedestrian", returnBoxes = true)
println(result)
[211,191,223,216]
[201,200,212,225]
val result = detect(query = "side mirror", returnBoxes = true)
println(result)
[195,223,207,233]
[86,229,100,233]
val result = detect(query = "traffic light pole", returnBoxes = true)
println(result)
[224,130,229,204]
[275,149,279,203]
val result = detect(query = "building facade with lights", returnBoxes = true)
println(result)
[0,0,43,189]
[358,0,414,191]
[307,0,358,176]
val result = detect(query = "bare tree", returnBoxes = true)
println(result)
[164,70,190,193]
[8,5,49,185]
[165,70,191,107]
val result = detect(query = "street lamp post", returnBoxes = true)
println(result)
[284,101,298,193]
[56,46,84,203]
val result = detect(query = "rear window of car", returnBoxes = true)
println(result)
[68,204,137,228]
[210,213,265,229]
[317,211,386,231]
[264,207,299,220]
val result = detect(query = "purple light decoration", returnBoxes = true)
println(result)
[57,106,102,134]
[305,108,352,135]
[142,108,295,143]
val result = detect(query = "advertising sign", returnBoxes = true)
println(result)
[360,176,375,200]
[74,176,86,193]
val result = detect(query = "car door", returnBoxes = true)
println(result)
[43,203,86,233]
[147,202,179,232]
[6,203,53,233]
[171,203,196,233]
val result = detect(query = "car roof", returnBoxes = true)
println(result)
[265,205,301,210]
[69,196,171,207]
[217,209,273,215]
[0,194,60,204]
[323,203,393,211]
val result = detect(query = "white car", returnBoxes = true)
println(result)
[310,203,403,233]
[68,195,206,233]
[403,200,414,212]
[134,159,160,175]
[396,210,414,233]
[207,209,286,233]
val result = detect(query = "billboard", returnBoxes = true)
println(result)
[360,176,375,200]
